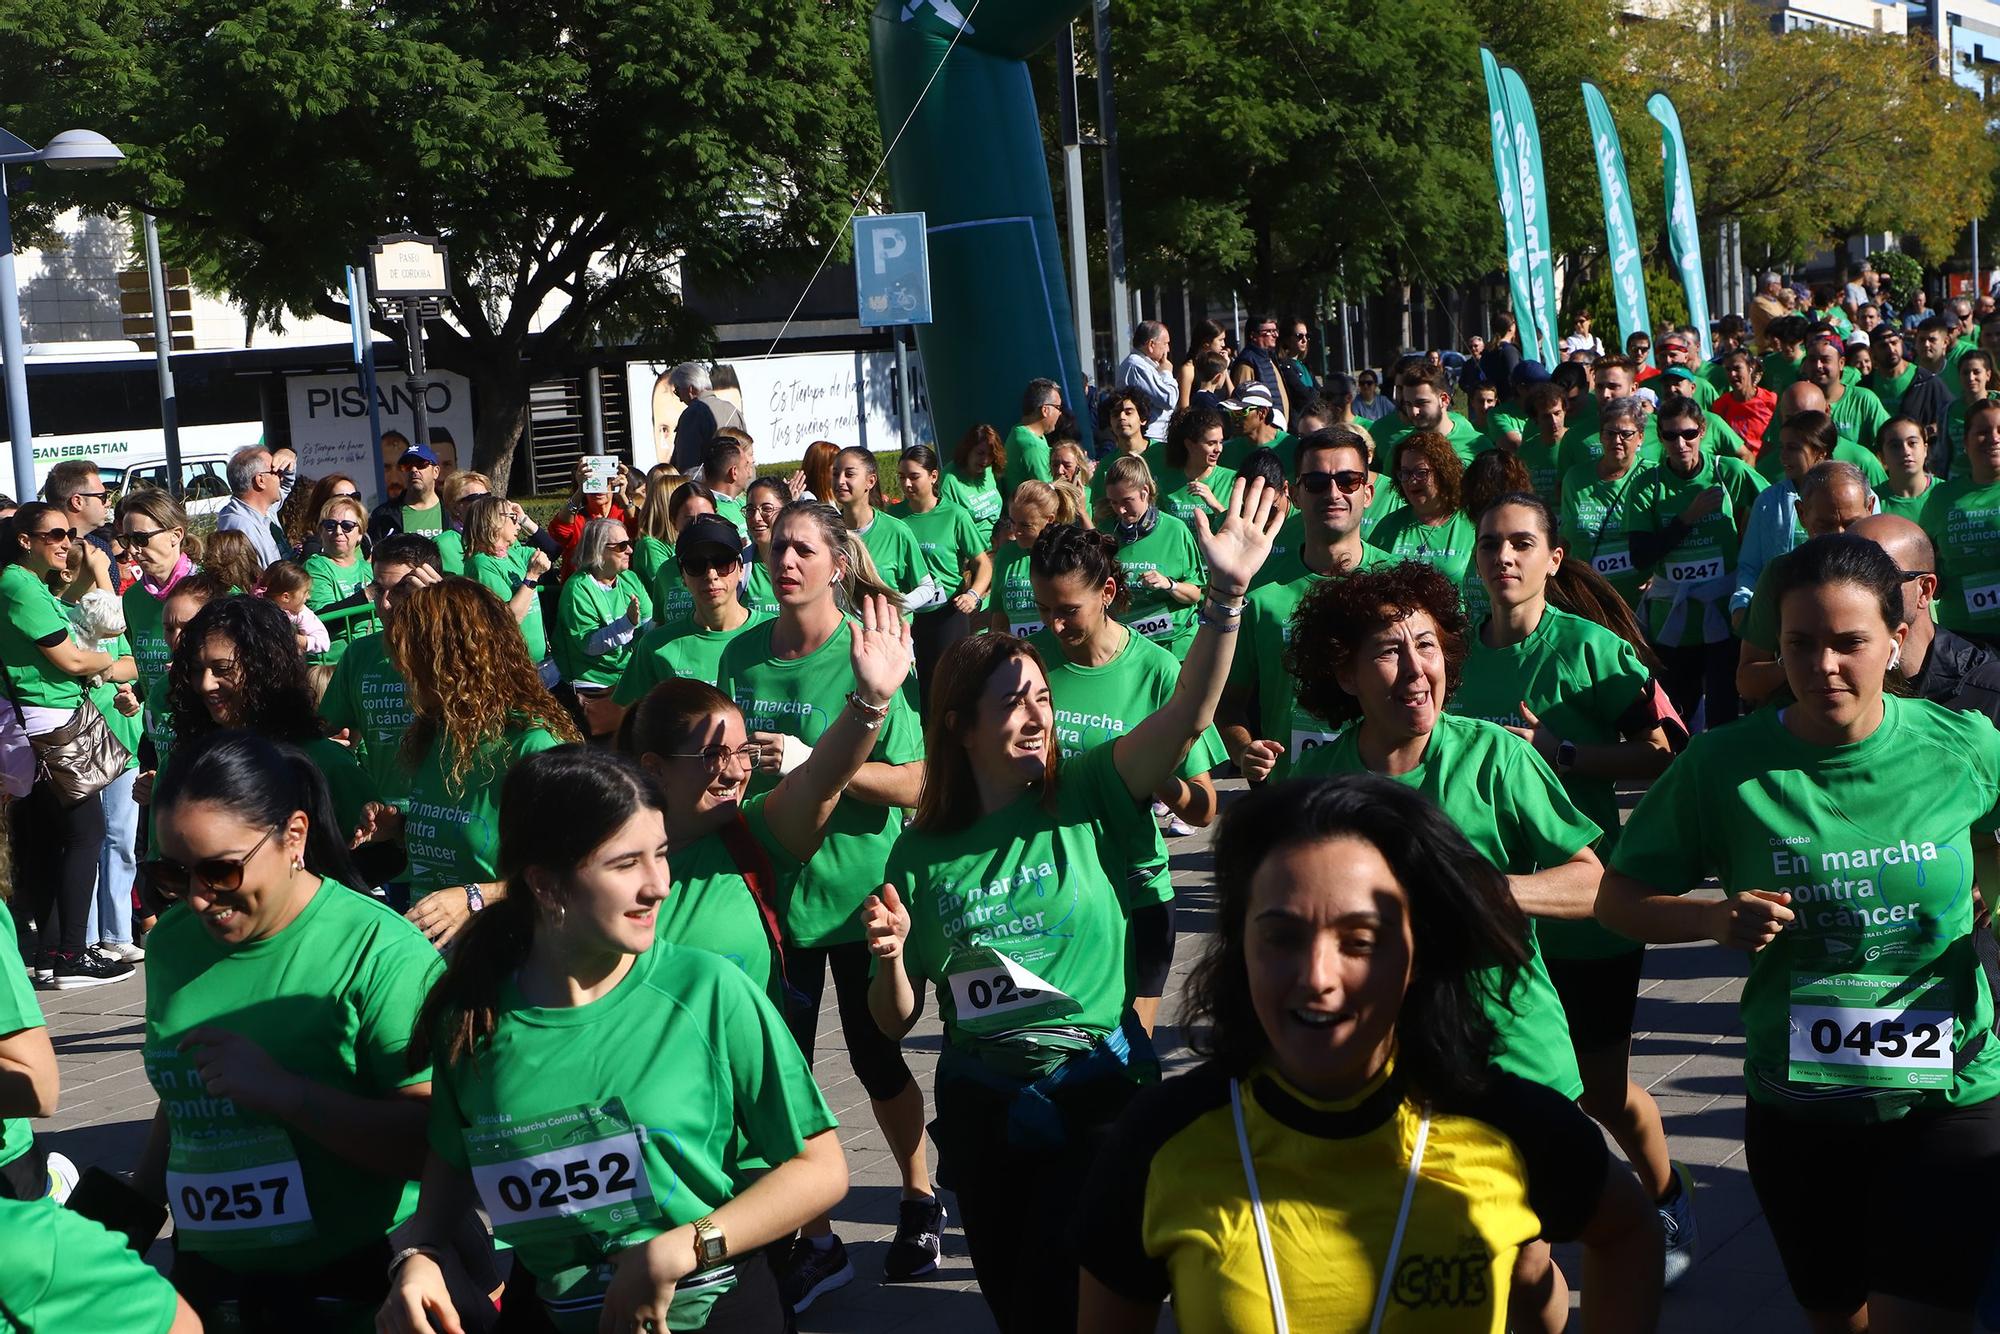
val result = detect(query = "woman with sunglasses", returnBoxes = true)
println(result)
[1158,405,1237,531]
[652,480,720,634]
[1557,395,1650,609]
[463,494,556,680]
[117,488,198,702]
[1098,455,1206,661]
[889,444,992,701]
[289,473,363,560]
[1074,776,1663,1334]
[740,476,789,621]
[133,729,468,1330]
[379,747,847,1334]
[987,480,1085,640]
[168,596,379,848]
[1369,430,1478,586]
[554,517,653,734]
[861,477,1281,1334]
[0,502,132,989]
[616,515,765,701]
[713,501,937,1305]
[302,493,379,664]
[1026,521,1225,1031]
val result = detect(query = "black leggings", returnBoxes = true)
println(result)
[1657,637,1739,730]
[14,779,108,958]
[911,605,971,717]
[782,939,914,1103]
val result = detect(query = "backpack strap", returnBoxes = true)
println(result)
[716,813,790,992]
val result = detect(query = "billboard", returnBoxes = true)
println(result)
[626,350,932,469]
[285,370,475,507]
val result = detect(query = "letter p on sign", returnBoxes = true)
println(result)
[853,212,933,328]
[872,229,906,274]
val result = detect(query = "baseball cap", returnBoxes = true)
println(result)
[398,443,440,467]
[1222,381,1288,430]
[1511,359,1552,388]
[1869,323,1901,343]
[676,513,744,564]
[1661,366,1699,385]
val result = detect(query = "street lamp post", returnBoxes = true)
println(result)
[0,128,126,499]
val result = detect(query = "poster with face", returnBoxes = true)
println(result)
[286,371,473,508]
[625,351,931,467]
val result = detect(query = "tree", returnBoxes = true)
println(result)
[0,0,881,491]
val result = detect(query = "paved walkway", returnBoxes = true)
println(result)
[31,782,1851,1333]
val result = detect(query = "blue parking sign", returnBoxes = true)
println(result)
[853,213,932,327]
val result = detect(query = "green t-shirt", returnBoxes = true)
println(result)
[1367,412,1483,467]
[1928,475,2000,635]
[1218,431,1294,476]
[0,907,45,1169]
[0,1196,181,1333]
[1294,714,1592,1099]
[1250,512,1309,590]
[1866,364,1919,418]
[302,733,379,849]
[1627,453,1768,646]
[1762,350,1804,396]
[302,552,378,661]
[712,491,747,538]
[657,794,796,1007]
[471,547,548,663]
[122,578,174,699]
[404,724,566,898]
[319,632,415,807]
[430,942,834,1333]
[1229,542,1394,779]
[1001,424,1052,502]
[1612,698,2000,1119]
[1159,466,1238,530]
[1557,461,1649,608]
[991,544,1043,638]
[884,742,1154,1056]
[433,529,466,577]
[741,560,780,621]
[632,533,674,591]
[1515,430,1567,501]
[1450,609,1652,959]
[555,569,654,686]
[1758,388,1893,485]
[1878,476,1941,527]
[144,878,441,1272]
[941,465,1003,528]
[87,632,142,773]
[1944,392,1999,480]
[716,619,924,947]
[400,502,444,536]
[0,565,81,711]
[1116,511,1205,659]
[614,611,770,704]
[650,545,697,636]
[883,500,982,602]
[1367,508,1477,588]
[856,511,925,598]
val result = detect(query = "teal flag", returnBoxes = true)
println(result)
[1480,49,1541,364]
[1648,91,1711,358]
[1581,83,1652,367]
[1498,65,1557,364]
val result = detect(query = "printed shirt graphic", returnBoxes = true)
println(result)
[1626,452,1767,646]
[144,879,441,1271]
[403,724,566,899]
[941,465,1002,527]
[319,632,417,806]
[1368,510,1477,589]
[715,619,923,947]
[1612,698,2000,1117]
[1556,460,1647,608]
[992,544,1044,638]
[615,612,771,704]
[1929,476,2000,635]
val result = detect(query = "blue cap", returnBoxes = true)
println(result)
[398,443,439,467]
[1511,359,1552,388]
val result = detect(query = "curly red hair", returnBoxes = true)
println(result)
[1283,562,1468,730]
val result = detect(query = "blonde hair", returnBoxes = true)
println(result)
[1011,479,1083,529]
[773,500,901,612]
[318,494,367,527]
[1099,453,1159,504]
[441,470,493,512]
[637,464,683,543]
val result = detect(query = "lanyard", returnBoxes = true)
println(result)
[1589,467,1640,558]
[1229,1078,1431,1334]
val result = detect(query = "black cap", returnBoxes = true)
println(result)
[677,513,744,564]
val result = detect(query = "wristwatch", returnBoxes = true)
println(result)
[1555,739,1577,773]
[692,1215,726,1269]
[463,884,485,913]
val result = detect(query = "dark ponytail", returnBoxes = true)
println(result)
[152,729,368,894]
[1030,521,1131,615]
[410,746,663,1074]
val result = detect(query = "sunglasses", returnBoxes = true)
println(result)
[320,518,361,533]
[606,540,635,553]
[123,527,174,546]
[1300,470,1369,495]
[29,527,77,543]
[1397,468,1435,483]
[679,555,741,576]
[1660,428,1704,443]
[71,490,110,502]
[141,825,278,900]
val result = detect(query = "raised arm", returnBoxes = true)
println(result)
[1112,477,1281,800]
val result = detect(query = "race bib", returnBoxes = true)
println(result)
[1128,611,1175,640]
[1009,620,1044,639]
[1788,974,1955,1090]
[945,947,1082,1035]
[167,1125,316,1250]
[1590,550,1633,577]
[1292,727,1342,761]
[1662,556,1723,586]
[1965,581,2000,618]
[465,1099,665,1247]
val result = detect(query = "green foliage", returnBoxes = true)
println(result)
[1871,251,1924,308]
[1566,258,1688,337]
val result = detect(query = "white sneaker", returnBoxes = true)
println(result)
[97,940,145,963]
[44,1152,78,1204]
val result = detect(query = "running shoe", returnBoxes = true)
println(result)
[31,953,52,988]
[43,1152,78,1204]
[1660,1160,1698,1289]
[882,1194,946,1281]
[1165,815,1197,837]
[97,940,145,963]
[50,947,135,989]
[780,1233,854,1313]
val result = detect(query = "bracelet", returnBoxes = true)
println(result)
[387,1245,445,1279]
[521,578,540,590]
[1202,586,1246,614]
[1197,608,1243,632]
[846,691,890,729]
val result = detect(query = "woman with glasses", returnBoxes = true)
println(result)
[0,502,132,989]
[1099,455,1205,661]
[463,494,556,680]
[118,488,198,701]
[554,517,653,736]
[616,515,764,700]
[379,747,847,1334]
[889,445,992,703]
[1158,406,1237,531]
[1369,430,1477,586]
[740,476,789,621]
[713,501,935,1305]
[1557,396,1650,609]
[1352,367,1393,422]
[133,729,465,1329]
[289,473,363,561]
[302,494,379,663]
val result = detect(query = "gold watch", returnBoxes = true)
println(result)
[692,1214,726,1269]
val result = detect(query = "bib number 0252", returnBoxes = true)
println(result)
[472,1128,651,1227]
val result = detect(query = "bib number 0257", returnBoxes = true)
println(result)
[167,1160,311,1235]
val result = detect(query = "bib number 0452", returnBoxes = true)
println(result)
[1789,992,1955,1090]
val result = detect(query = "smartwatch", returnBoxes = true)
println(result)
[1555,739,1577,773]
